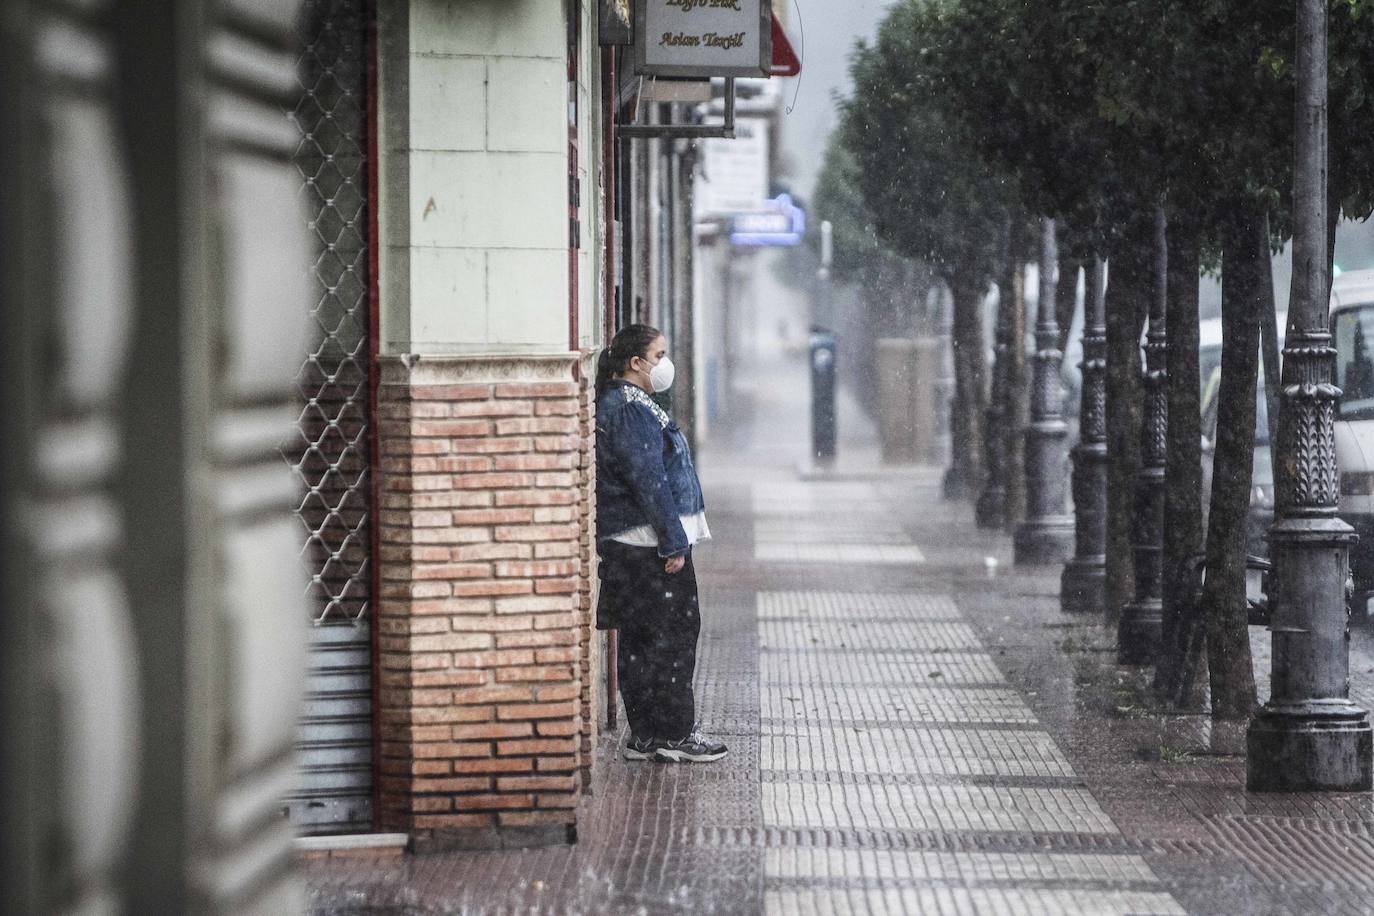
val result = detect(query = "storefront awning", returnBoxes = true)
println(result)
[770,12,801,77]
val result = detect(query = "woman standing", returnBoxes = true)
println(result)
[595,324,728,763]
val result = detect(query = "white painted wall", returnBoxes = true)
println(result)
[378,0,579,355]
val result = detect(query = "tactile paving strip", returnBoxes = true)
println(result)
[758,591,960,620]
[762,783,1119,835]
[760,651,1006,686]
[761,619,981,652]
[761,725,1076,779]
[764,886,1186,916]
[754,519,913,545]
[752,482,884,503]
[763,848,1163,883]
[762,685,1039,725]
[754,543,927,564]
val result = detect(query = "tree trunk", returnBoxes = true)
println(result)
[1104,228,1149,624]
[1203,202,1263,720]
[1057,257,1080,358]
[1156,216,1205,701]
[1005,261,1030,528]
[978,216,1016,528]
[947,270,987,499]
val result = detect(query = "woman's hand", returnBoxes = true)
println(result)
[664,555,686,574]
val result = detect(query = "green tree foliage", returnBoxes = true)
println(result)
[841,2,1008,286]
[841,0,1019,497]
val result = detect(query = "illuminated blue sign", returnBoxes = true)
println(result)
[730,193,806,247]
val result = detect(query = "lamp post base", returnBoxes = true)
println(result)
[943,465,972,502]
[1117,598,1162,665]
[1013,517,1074,566]
[1061,557,1106,615]
[1247,704,1373,792]
[975,487,1006,529]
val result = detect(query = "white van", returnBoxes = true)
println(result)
[1199,269,1374,600]
[1330,269,1374,599]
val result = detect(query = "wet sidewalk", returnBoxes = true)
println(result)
[307,356,1374,915]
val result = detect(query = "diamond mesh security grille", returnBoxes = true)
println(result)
[284,0,375,834]
[289,0,371,628]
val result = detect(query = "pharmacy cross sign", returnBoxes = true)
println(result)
[634,0,772,78]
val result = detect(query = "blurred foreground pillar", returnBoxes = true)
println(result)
[2,0,311,911]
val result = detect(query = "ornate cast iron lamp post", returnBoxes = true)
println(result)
[1061,257,1108,613]
[1014,217,1074,564]
[1118,211,1168,663]
[1248,0,1372,790]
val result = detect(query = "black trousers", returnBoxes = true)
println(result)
[597,540,700,742]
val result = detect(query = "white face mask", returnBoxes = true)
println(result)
[648,355,675,393]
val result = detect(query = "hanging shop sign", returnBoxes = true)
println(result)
[634,0,771,78]
[730,194,806,247]
[695,116,769,216]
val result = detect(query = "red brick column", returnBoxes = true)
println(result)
[374,355,588,851]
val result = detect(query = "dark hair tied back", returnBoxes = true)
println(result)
[595,324,662,398]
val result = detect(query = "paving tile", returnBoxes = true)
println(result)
[753,543,927,564]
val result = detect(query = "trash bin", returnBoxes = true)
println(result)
[810,327,837,464]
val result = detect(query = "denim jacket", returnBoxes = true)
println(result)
[595,380,705,557]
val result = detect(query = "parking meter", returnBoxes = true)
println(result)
[810,327,837,464]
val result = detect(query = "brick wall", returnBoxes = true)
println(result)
[375,355,590,850]
[575,353,601,789]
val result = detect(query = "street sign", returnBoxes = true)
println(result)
[634,0,771,78]
[695,116,769,215]
[730,193,806,247]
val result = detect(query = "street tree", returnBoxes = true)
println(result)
[841,0,1013,500]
